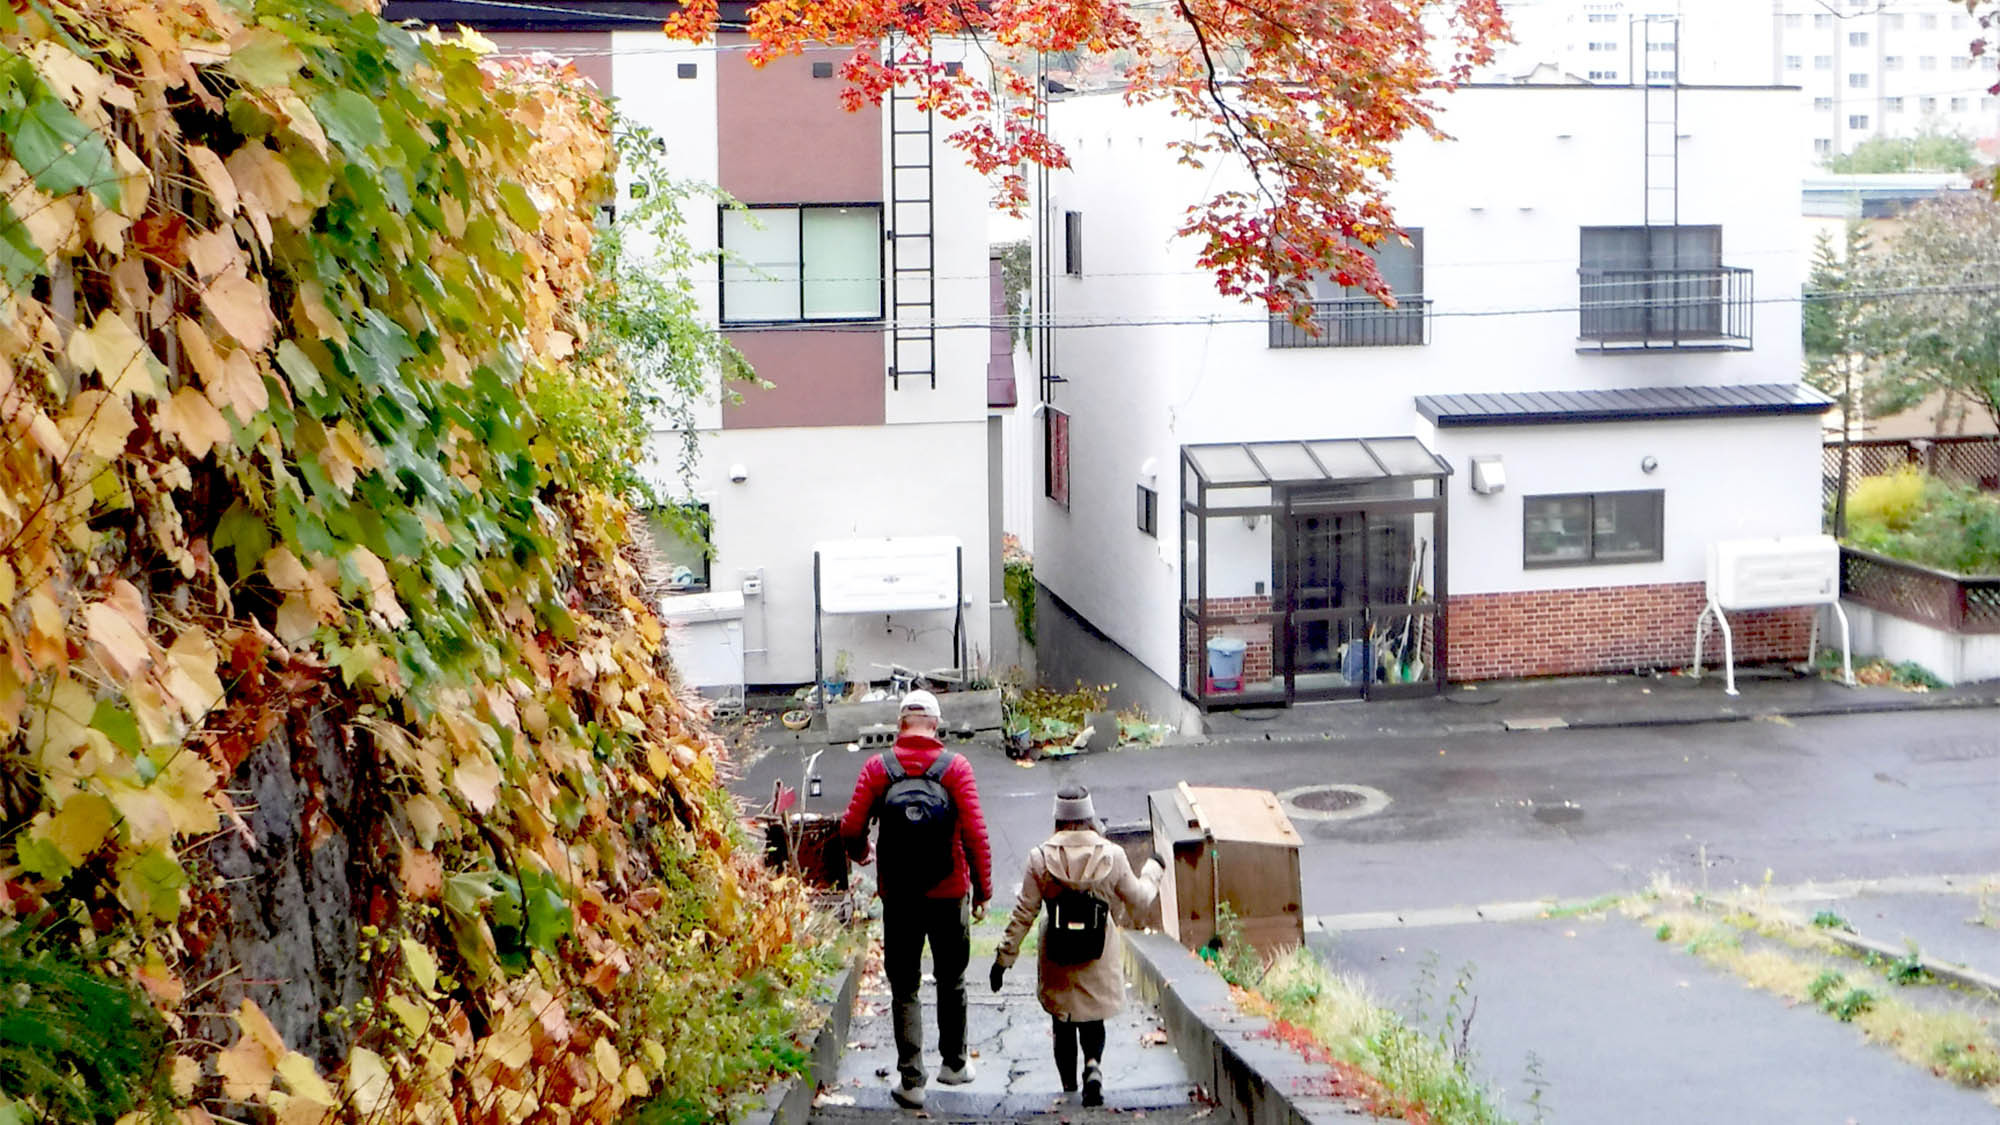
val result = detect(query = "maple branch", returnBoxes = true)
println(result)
[1173,0,1277,212]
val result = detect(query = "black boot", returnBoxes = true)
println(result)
[1081,1060,1103,1107]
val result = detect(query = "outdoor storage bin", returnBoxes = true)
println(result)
[1148,784,1304,959]
[1206,636,1247,690]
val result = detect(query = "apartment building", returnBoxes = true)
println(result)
[1489,1,2000,164]
[1032,83,1830,723]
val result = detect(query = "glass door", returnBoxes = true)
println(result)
[1284,510,1367,701]
[1284,499,1440,702]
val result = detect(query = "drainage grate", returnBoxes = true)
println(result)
[1292,787,1365,813]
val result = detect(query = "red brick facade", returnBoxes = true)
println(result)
[1446,581,1812,681]
[1185,596,1276,688]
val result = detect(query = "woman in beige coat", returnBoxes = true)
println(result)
[989,785,1164,1106]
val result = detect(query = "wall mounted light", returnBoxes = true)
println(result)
[728,463,749,483]
[1641,456,1659,474]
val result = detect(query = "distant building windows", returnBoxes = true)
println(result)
[1884,56,1903,70]
[1951,96,1970,111]
[1883,13,1903,30]
[1814,55,1834,70]
[1920,13,1938,30]
[1985,96,2000,111]
[1953,14,1969,30]
[1813,13,1832,29]
[1921,96,1938,113]
[1587,11,1617,22]
[1587,69,1619,80]
[1646,69,1676,81]
[1063,211,1083,277]
[1785,55,1803,70]
[1783,13,1802,28]
[1920,55,1939,70]
[1848,31,1869,46]
[1885,96,1904,112]
[1847,72,1870,88]
[1588,41,1618,51]
[1136,485,1157,537]
[1952,56,1974,70]
[1848,113,1870,128]
[1814,96,1834,110]
[1814,138,1833,156]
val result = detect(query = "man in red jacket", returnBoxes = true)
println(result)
[840,689,994,1110]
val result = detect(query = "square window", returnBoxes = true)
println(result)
[1814,13,1831,28]
[1044,408,1070,508]
[1814,55,1833,69]
[1921,96,1937,112]
[677,63,698,79]
[1063,211,1083,276]
[1814,138,1833,155]
[1885,96,1904,112]
[1137,484,1157,537]
[1848,31,1869,46]
[1847,72,1869,87]
[720,205,883,324]
[1783,13,1802,28]
[1884,56,1903,70]
[1785,55,1803,70]
[1524,491,1663,567]
[811,61,834,78]
[1848,114,1870,128]
[1951,96,1970,111]
[1814,96,1833,110]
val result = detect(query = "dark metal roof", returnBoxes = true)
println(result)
[1415,383,1835,427]
[382,1,708,32]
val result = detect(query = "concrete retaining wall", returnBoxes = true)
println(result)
[1122,931,1385,1124]
[1836,601,2000,686]
[741,951,864,1124]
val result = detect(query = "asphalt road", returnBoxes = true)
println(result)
[746,709,2000,1122]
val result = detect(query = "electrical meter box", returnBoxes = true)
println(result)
[1706,535,1840,611]
[1148,785,1304,959]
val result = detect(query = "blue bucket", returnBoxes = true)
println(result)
[1206,637,1247,690]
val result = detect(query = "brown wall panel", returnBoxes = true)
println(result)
[717,39,881,203]
[486,32,613,96]
[723,330,885,429]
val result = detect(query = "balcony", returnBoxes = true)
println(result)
[1269,297,1431,349]
[1577,266,1753,352]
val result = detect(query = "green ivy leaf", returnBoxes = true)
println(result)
[213,500,272,578]
[495,182,541,230]
[10,93,119,208]
[314,88,384,156]
[0,197,45,290]
[89,700,142,756]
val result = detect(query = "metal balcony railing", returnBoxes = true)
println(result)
[1269,297,1431,349]
[1577,266,1753,351]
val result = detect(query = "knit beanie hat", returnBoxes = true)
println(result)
[1053,786,1096,824]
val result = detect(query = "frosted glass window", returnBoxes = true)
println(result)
[722,209,801,322]
[802,208,882,319]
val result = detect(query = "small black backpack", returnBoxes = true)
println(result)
[1043,886,1110,965]
[876,750,959,894]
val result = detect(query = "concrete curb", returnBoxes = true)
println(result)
[741,950,866,1125]
[1123,931,1385,1124]
[1194,688,2000,750]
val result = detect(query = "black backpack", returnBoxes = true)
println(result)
[1043,886,1110,965]
[876,750,959,894]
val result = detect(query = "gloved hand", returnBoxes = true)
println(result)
[989,961,1006,993]
[972,900,987,924]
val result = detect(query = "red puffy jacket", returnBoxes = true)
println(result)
[839,734,992,903]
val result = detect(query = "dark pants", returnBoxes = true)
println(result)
[1052,1017,1106,1090]
[882,894,970,1087]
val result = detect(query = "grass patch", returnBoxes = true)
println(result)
[1209,910,1518,1124]
[1648,903,2000,1092]
[1538,893,1624,920]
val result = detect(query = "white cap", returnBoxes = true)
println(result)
[899,689,941,718]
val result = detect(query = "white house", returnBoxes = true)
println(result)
[1031,82,1832,721]
[385,4,1014,696]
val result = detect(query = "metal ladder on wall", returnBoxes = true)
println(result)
[887,44,936,390]
[1637,13,1680,232]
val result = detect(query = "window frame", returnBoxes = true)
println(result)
[1063,211,1083,277]
[1522,490,1665,569]
[1137,483,1157,537]
[1044,407,1071,509]
[717,202,885,326]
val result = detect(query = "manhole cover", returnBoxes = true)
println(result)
[1293,788,1365,813]
[1279,783,1390,822]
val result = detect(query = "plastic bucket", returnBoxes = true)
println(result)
[1206,636,1248,690]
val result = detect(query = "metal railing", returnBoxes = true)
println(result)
[1577,266,1752,350]
[1269,297,1431,349]
[1841,545,2000,634]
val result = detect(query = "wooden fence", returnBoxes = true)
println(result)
[1822,436,2000,510]
[1840,545,2000,635]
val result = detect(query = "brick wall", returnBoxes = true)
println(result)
[1446,581,1812,681]
[1185,596,1275,689]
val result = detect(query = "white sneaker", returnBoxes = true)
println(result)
[890,1079,926,1109]
[936,1061,976,1085]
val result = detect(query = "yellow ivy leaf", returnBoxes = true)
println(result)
[384,993,432,1037]
[592,1035,620,1085]
[68,314,160,400]
[275,1051,335,1105]
[400,937,438,994]
[154,749,220,835]
[162,629,224,721]
[216,1035,275,1101]
[345,1047,392,1115]
[183,226,241,281]
[176,315,223,386]
[170,1055,200,1098]
[349,547,407,628]
[34,792,116,868]
[322,420,379,495]
[646,745,670,781]
[183,143,237,215]
[623,1062,650,1097]
[451,747,501,814]
[155,387,231,459]
[108,783,176,849]
[201,270,275,352]
[84,580,152,680]
[60,389,136,461]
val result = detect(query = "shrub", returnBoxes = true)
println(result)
[1849,467,1928,530]
[1845,470,2000,575]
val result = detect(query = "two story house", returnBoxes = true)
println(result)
[385,4,1012,697]
[1031,82,1831,725]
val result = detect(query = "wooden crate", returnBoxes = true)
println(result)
[1148,784,1304,959]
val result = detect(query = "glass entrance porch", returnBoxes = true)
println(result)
[1181,438,1451,711]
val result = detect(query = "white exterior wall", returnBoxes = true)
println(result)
[1033,83,1818,690]
[619,38,996,684]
